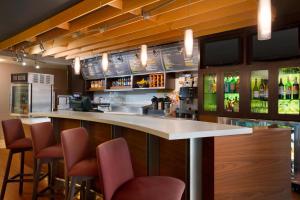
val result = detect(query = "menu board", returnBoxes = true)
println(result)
[161,41,199,71]
[128,49,164,74]
[103,53,131,77]
[81,57,104,80]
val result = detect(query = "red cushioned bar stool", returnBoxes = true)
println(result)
[30,122,64,200]
[96,137,185,200]
[61,127,99,200]
[0,119,33,200]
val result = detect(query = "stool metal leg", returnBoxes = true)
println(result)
[64,175,70,200]
[0,151,13,200]
[68,177,77,200]
[19,151,25,195]
[32,159,41,200]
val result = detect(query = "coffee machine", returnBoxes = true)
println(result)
[177,87,197,119]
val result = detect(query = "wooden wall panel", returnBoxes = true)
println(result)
[119,128,148,177]
[86,122,112,157]
[159,138,187,181]
[214,128,291,200]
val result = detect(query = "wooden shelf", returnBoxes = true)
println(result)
[87,87,106,92]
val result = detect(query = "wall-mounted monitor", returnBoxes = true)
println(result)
[252,28,300,61]
[202,38,241,66]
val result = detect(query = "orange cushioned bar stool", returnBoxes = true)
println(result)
[30,122,64,200]
[0,119,33,200]
[61,127,99,200]
[96,137,185,200]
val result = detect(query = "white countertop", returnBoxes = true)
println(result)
[21,117,51,125]
[30,111,252,140]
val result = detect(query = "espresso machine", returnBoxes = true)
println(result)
[176,87,198,119]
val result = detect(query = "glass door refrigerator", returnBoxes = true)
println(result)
[10,73,54,116]
[224,71,240,113]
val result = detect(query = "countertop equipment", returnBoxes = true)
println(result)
[176,87,198,119]
[57,95,72,110]
[69,94,92,112]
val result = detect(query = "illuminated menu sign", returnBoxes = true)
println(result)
[81,57,104,80]
[128,49,164,74]
[161,41,199,71]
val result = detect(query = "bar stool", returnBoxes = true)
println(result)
[30,122,64,200]
[0,119,33,200]
[96,137,185,200]
[61,127,98,200]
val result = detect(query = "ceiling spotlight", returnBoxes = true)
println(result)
[22,61,26,66]
[74,57,81,75]
[141,44,148,67]
[35,64,40,69]
[258,0,272,40]
[102,53,109,71]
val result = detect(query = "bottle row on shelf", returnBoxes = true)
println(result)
[252,78,268,101]
[279,77,299,100]
[224,75,240,94]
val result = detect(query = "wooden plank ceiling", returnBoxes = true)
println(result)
[0,0,259,60]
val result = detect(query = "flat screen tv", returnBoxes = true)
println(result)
[203,38,241,66]
[252,28,300,61]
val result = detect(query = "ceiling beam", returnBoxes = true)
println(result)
[65,11,257,59]
[55,0,256,58]
[0,0,119,50]
[57,22,70,30]
[108,0,123,9]
[63,0,255,52]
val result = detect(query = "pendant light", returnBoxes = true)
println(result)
[184,29,194,58]
[141,45,148,67]
[257,0,272,40]
[74,57,81,75]
[102,53,109,71]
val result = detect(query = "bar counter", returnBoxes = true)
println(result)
[28,111,290,200]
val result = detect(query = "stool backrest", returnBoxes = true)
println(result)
[61,127,89,173]
[30,122,56,156]
[96,137,134,200]
[2,119,25,148]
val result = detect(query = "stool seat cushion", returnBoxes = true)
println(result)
[36,144,63,159]
[69,158,98,177]
[112,176,185,200]
[7,138,32,149]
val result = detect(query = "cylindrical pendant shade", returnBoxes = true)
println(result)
[74,57,81,75]
[258,0,272,40]
[184,29,194,58]
[141,45,148,66]
[102,53,109,71]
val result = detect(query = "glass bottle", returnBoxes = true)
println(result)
[278,78,285,99]
[230,76,236,93]
[286,77,292,100]
[293,77,299,99]
[259,79,265,100]
[253,78,259,99]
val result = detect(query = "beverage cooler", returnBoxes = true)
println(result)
[10,73,54,116]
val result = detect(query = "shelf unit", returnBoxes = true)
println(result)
[84,72,176,93]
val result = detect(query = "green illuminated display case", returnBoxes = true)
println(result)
[278,67,300,115]
[250,70,268,114]
[203,73,217,112]
[224,71,239,113]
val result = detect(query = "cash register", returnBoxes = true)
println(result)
[69,93,92,112]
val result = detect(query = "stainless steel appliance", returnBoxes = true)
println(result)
[177,87,198,119]
[10,73,54,116]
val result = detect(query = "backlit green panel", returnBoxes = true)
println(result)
[204,74,217,112]
[224,72,239,112]
[278,67,300,115]
[250,70,268,114]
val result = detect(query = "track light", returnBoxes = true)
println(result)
[184,29,194,58]
[39,41,46,52]
[102,53,109,71]
[141,45,148,67]
[258,0,272,40]
[74,57,81,75]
